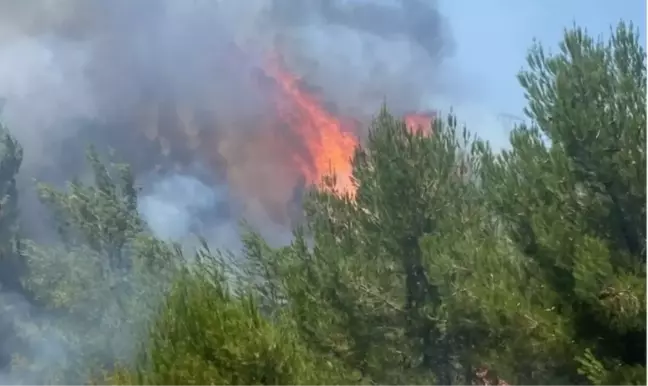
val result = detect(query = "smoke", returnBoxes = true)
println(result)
[0,0,452,173]
[0,240,173,384]
[0,0,454,382]
[139,174,223,241]
[0,0,456,254]
[264,0,454,113]
[0,292,68,385]
[0,0,451,237]
[138,172,244,249]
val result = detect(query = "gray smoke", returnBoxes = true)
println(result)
[139,174,224,241]
[0,0,454,239]
[0,292,68,385]
[0,0,452,167]
[138,172,243,248]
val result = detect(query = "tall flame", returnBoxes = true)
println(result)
[266,56,358,196]
[404,113,435,135]
[123,47,437,227]
[264,56,436,200]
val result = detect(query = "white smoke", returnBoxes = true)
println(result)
[139,174,226,241]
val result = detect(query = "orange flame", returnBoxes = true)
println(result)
[262,55,436,203]
[404,112,435,135]
[266,56,358,196]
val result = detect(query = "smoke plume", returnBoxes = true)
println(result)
[0,0,453,234]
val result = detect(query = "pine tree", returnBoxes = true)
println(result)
[102,248,355,385]
[241,107,501,384]
[478,22,646,384]
[12,148,180,383]
[239,21,646,385]
[16,147,345,384]
[0,120,25,371]
[0,120,24,293]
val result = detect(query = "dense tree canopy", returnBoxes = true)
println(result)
[0,22,644,385]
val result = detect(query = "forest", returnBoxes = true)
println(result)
[0,22,645,385]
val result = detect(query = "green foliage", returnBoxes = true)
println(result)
[103,250,355,385]
[0,120,25,370]
[477,22,646,383]
[241,108,489,384]
[0,121,24,292]
[240,22,645,385]
[0,20,644,386]
[36,146,142,265]
[10,149,181,383]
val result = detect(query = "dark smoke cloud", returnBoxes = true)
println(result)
[0,0,454,241]
[269,0,453,59]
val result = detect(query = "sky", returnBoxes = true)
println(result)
[436,0,647,149]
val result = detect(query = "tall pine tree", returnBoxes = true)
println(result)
[0,119,25,371]
[0,120,24,293]
[479,22,646,384]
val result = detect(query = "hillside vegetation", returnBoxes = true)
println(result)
[0,22,645,385]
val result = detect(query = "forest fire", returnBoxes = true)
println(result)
[266,57,358,196]
[126,50,436,225]
[405,113,435,135]
[264,56,435,199]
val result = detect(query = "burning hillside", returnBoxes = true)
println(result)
[134,52,435,224]
[0,0,447,239]
[100,49,437,229]
[266,55,435,198]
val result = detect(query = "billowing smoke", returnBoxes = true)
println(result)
[0,0,452,238]
[0,0,454,382]
[139,174,227,242]
[138,171,247,250]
